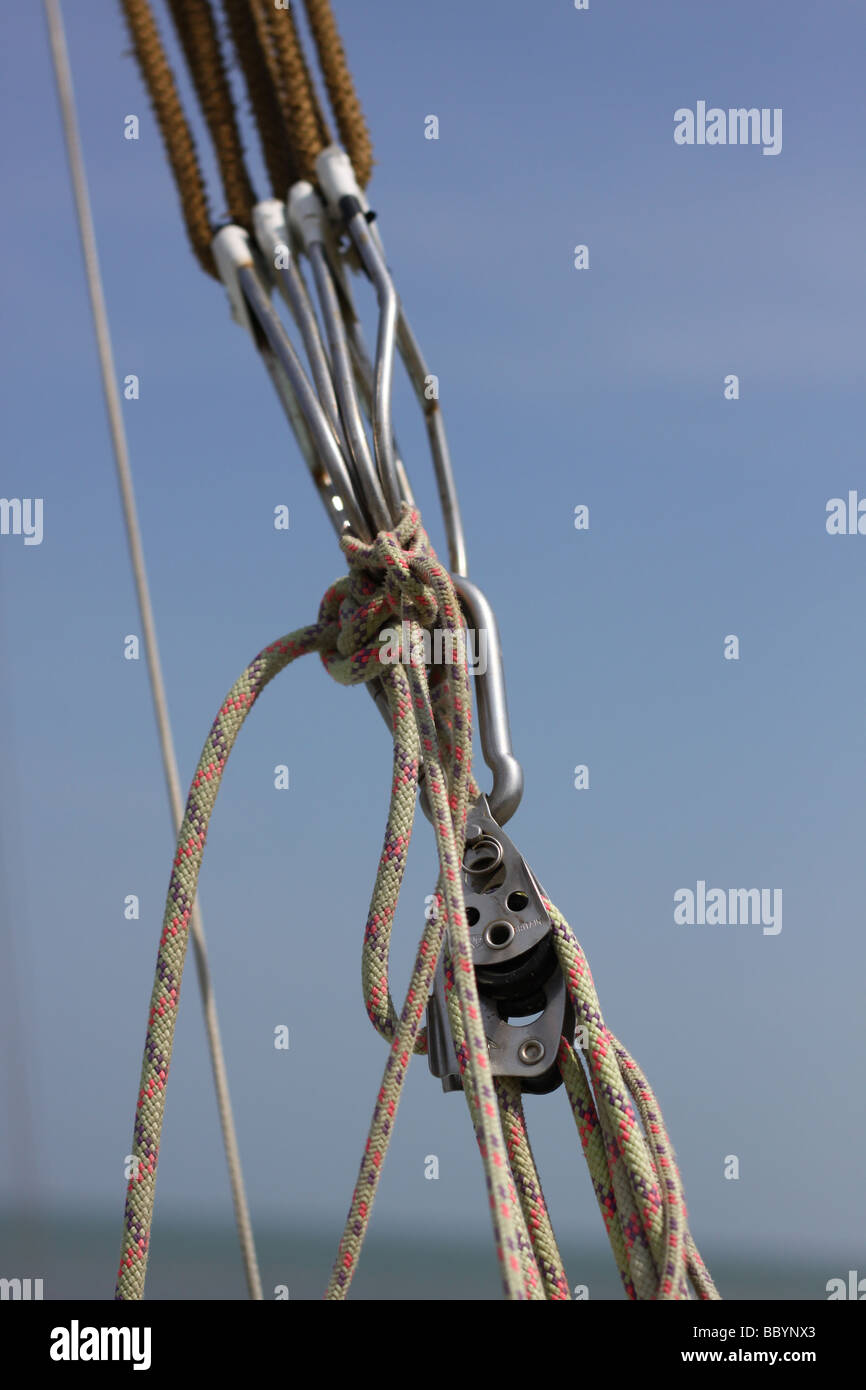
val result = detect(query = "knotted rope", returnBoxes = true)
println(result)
[115,508,719,1301]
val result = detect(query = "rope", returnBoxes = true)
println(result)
[118,0,217,277]
[165,0,257,228]
[115,616,319,1299]
[322,514,538,1299]
[496,1077,571,1300]
[221,0,301,195]
[45,0,262,1301]
[549,905,720,1300]
[558,1040,634,1293]
[115,0,375,284]
[105,0,720,1304]
[261,0,329,183]
[270,1,331,150]
[302,0,374,186]
[114,505,718,1301]
[115,509,540,1300]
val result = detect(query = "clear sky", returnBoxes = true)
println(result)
[1,0,864,1294]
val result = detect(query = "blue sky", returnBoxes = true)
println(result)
[1,0,864,1293]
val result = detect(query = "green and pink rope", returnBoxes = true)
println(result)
[114,506,719,1301]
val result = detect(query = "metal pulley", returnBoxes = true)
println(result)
[427,795,573,1095]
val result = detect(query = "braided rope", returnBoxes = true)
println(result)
[115,622,320,1299]
[440,942,543,1299]
[264,0,330,182]
[165,0,257,228]
[322,515,538,1298]
[612,1034,720,1299]
[118,0,217,277]
[116,509,532,1300]
[302,0,374,186]
[548,903,720,1300]
[222,0,300,195]
[115,0,378,307]
[495,1076,571,1300]
[558,1039,635,1295]
[115,505,718,1301]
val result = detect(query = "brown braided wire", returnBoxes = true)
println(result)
[165,0,257,228]
[279,2,331,149]
[221,0,299,196]
[302,0,374,186]
[119,0,217,277]
[264,0,331,181]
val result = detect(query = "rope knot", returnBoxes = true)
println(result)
[316,506,447,686]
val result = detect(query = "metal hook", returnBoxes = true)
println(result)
[453,577,523,826]
[337,196,403,523]
[285,186,394,537]
[316,145,468,575]
[218,180,524,826]
[213,224,369,542]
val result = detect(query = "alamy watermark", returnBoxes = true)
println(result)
[826,1270,865,1299]
[379,620,488,676]
[826,492,866,534]
[50,1321,151,1371]
[674,880,782,935]
[0,1277,43,1299]
[674,103,782,156]
[0,498,42,545]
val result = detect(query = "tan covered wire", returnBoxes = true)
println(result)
[118,0,217,277]
[119,0,375,276]
[275,1,331,149]
[302,0,374,186]
[221,0,299,197]
[166,0,257,228]
[263,0,330,182]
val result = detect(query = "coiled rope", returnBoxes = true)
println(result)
[115,508,719,1301]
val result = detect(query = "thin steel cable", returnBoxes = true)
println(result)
[45,0,263,1302]
[118,0,217,277]
[0,592,43,1251]
[302,0,374,186]
[165,0,258,227]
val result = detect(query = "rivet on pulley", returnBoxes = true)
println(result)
[483,919,515,950]
[518,1039,545,1066]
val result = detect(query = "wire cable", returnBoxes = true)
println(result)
[117,0,218,277]
[165,0,258,228]
[45,0,263,1301]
